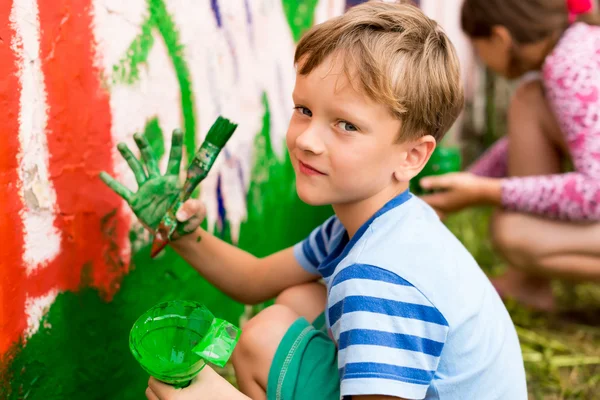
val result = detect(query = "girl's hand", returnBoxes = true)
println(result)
[419,172,502,214]
[146,366,249,400]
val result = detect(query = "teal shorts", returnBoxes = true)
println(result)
[266,313,340,400]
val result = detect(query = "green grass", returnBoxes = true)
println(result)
[445,208,600,399]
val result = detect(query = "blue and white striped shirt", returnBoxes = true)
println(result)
[294,191,527,399]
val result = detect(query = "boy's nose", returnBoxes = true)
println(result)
[295,124,325,155]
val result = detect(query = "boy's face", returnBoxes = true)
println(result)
[286,55,407,207]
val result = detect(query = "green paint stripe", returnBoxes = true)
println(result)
[112,17,155,84]
[282,0,320,42]
[111,0,198,159]
[149,0,197,160]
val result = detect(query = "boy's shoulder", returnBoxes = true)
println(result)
[341,195,495,323]
[351,195,468,263]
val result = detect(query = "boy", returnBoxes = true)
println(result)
[104,2,527,399]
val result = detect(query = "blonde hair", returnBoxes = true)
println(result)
[294,0,464,142]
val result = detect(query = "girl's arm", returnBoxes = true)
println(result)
[499,29,600,221]
[468,137,509,178]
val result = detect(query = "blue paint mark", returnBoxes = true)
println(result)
[236,158,246,194]
[211,0,222,28]
[216,173,226,238]
[244,0,254,46]
[243,0,252,25]
[345,0,366,10]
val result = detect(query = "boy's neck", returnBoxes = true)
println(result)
[333,184,409,239]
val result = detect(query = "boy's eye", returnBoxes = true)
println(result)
[294,106,312,117]
[337,121,357,132]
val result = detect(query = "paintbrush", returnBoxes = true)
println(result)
[150,116,238,258]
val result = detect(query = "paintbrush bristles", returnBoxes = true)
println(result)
[204,116,238,148]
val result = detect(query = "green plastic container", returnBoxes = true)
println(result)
[411,146,462,195]
[129,300,241,388]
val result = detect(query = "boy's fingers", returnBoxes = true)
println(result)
[172,216,202,240]
[117,143,147,186]
[166,129,183,176]
[176,199,206,222]
[145,386,160,400]
[134,133,161,178]
[99,172,133,203]
[148,377,177,399]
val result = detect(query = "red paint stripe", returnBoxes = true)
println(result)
[32,0,130,299]
[0,0,131,359]
[0,0,28,357]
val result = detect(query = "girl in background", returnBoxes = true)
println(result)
[421,0,600,311]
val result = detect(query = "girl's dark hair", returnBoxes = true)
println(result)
[461,0,600,44]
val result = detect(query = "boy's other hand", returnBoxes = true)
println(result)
[172,199,206,240]
[100,129,189,235]
[146,367,248,400]
[420,172,502,214]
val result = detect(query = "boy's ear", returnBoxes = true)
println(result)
[393,135,436,182]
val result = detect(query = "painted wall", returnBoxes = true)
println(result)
[0,0,472,398]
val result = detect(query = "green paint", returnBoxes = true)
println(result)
[112,16,155,84]
[149,0,197,160]
[112,0,197,158]
[282,0,320,42]
[185,117,238,195]
[1,244,243,400]
[100,131,183,231]
[144,118,165,162]
[2,92,334,399]
[154,117,238,249]
[129,300,240,388]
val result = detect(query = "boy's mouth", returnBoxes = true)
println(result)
[298,160,326,176]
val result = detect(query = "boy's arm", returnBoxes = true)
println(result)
[99,133,320,305]
[171,227,319,305]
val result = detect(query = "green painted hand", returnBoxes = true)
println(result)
[100,130,183,233]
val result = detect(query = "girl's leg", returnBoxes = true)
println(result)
[491,80,600,310]
[232,283,327,399]
[492,211,600,310]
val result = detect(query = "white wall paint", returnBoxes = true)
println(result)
[11,0,61,276]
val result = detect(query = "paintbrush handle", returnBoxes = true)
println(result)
[174,141,221,208]
[180,141,221,200]
[157,140,225,239]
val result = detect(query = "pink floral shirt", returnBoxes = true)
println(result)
[470,23,600,221]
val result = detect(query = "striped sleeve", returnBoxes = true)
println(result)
[329,264,449,399]
[293,216,338,275]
